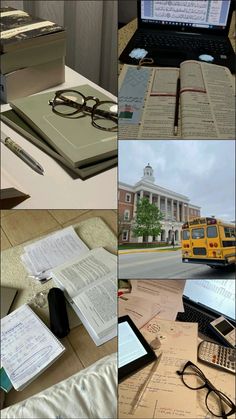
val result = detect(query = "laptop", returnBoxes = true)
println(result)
[119,0,235,73]
[0,286,18,318]
[176,280,236,343]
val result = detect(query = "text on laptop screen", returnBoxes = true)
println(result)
[141,1,231,29]
[184,280,235,320]
[118,321,147,368]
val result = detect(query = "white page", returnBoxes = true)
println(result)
[119,319,198,418]
[51,247,117,299]
[73,275,117,337]
[1,304,65,391]
[119,294,161,329]
[21,226,89,276]
[130,280,185,321]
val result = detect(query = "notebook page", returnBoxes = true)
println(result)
[21,226,89,277]
[1,304,65,390]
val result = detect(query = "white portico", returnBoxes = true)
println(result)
[119,164,201,244]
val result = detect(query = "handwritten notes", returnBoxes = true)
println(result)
[119,318,198,418]
[1,304,65,390]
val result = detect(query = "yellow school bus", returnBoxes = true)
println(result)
[181,217,236,268]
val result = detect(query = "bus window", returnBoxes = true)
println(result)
[192,228,205,239]
[182,230,190,240]
[224,227,235,238]
[207,226,218,238]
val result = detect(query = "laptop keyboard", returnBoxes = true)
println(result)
[135,32,230,54]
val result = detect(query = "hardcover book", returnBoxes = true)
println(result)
[10,84,117,168]
[0,7,65,53]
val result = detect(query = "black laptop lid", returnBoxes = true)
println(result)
[138,0,233,36]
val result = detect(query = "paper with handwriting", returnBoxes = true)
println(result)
[1,304,65,390]
[119,318,198,418]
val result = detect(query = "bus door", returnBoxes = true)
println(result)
[206,224,221,259]
[190,227,207,258]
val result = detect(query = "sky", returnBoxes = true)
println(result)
[119,140,235,222]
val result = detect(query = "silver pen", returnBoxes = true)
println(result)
[1,133,44,175]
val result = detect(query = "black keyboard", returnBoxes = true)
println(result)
[135,32,230,54]
[176,302,218,340]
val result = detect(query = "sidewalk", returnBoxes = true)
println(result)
[119,246,181,255]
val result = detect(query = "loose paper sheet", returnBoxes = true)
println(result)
[21,226,89,278]
[119,318,198,418]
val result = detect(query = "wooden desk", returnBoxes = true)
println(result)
[119,12,236,76]
[1,210,117,407]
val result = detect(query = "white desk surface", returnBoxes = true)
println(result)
[1,66,117,209]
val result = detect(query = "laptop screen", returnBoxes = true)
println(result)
[141,0,231,30]
[183,280,235,321]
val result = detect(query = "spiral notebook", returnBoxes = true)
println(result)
[1,304,65,391]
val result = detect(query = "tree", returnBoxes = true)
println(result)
[132,197,164,239]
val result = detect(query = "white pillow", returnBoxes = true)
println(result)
[1,353,117,419]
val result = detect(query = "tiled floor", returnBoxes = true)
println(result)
[0,209,117,406]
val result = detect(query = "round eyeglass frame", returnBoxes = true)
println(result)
[49,89,118,132]
[177,361,236,418]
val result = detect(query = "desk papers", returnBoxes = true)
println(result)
[1,304,65,391]
[21,226,89,280]
[120,280,185,328]
[51,248,117,346]
[119,318,198,418]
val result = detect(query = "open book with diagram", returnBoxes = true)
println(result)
[51,247,117,346]
[119,60,235,140]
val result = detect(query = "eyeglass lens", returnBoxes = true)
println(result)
[92,102,118,131]
[181,364,234,417]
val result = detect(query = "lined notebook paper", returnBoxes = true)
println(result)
[0,304,65,390]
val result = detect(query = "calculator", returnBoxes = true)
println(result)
[198,340,236,374]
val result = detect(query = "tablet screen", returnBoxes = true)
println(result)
[118,315,156,381]
[119,321,147,368]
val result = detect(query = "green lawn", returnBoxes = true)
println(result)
[118,244,181,251]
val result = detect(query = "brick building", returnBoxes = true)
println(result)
[119,164,201,244]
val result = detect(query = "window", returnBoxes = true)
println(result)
[192,228,205,239]
[122,231,129,241]
[207,226,218,238]
[125,193,131,203]
[224,227,236,238]
[124,210,130,221]
[182,230,190,240]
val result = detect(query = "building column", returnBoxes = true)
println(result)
[165,197,168,218]
[148,235,153,242]
[149,192,153,204]
[138,236,143,243]
[177,201,180,222]
[157,195,161,210]
[181,202,184,222]
[171,199,174,220]
[186,204,189,221]
[140,190,144,199]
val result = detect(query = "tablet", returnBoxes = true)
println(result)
[118,315,156,381]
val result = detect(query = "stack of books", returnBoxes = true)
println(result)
[0,6,66,102]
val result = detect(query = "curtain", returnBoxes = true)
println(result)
[1,0,117,95]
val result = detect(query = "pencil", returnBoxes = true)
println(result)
[174,78,180,136]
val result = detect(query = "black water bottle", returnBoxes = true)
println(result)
[47,287,70,338]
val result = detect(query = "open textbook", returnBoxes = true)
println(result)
[1,304,65,391]
[119,60,235,140]
[51,247,117,346]
[21,226,89,280]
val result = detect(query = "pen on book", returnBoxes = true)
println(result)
[174,78,180,136]
[1,134,44,175]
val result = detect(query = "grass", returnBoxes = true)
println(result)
[118,244,181,251]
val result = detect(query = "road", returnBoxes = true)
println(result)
[119,250,235,279]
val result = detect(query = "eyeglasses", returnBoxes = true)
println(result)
[177,361,236,419]
[48,89,118,132]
